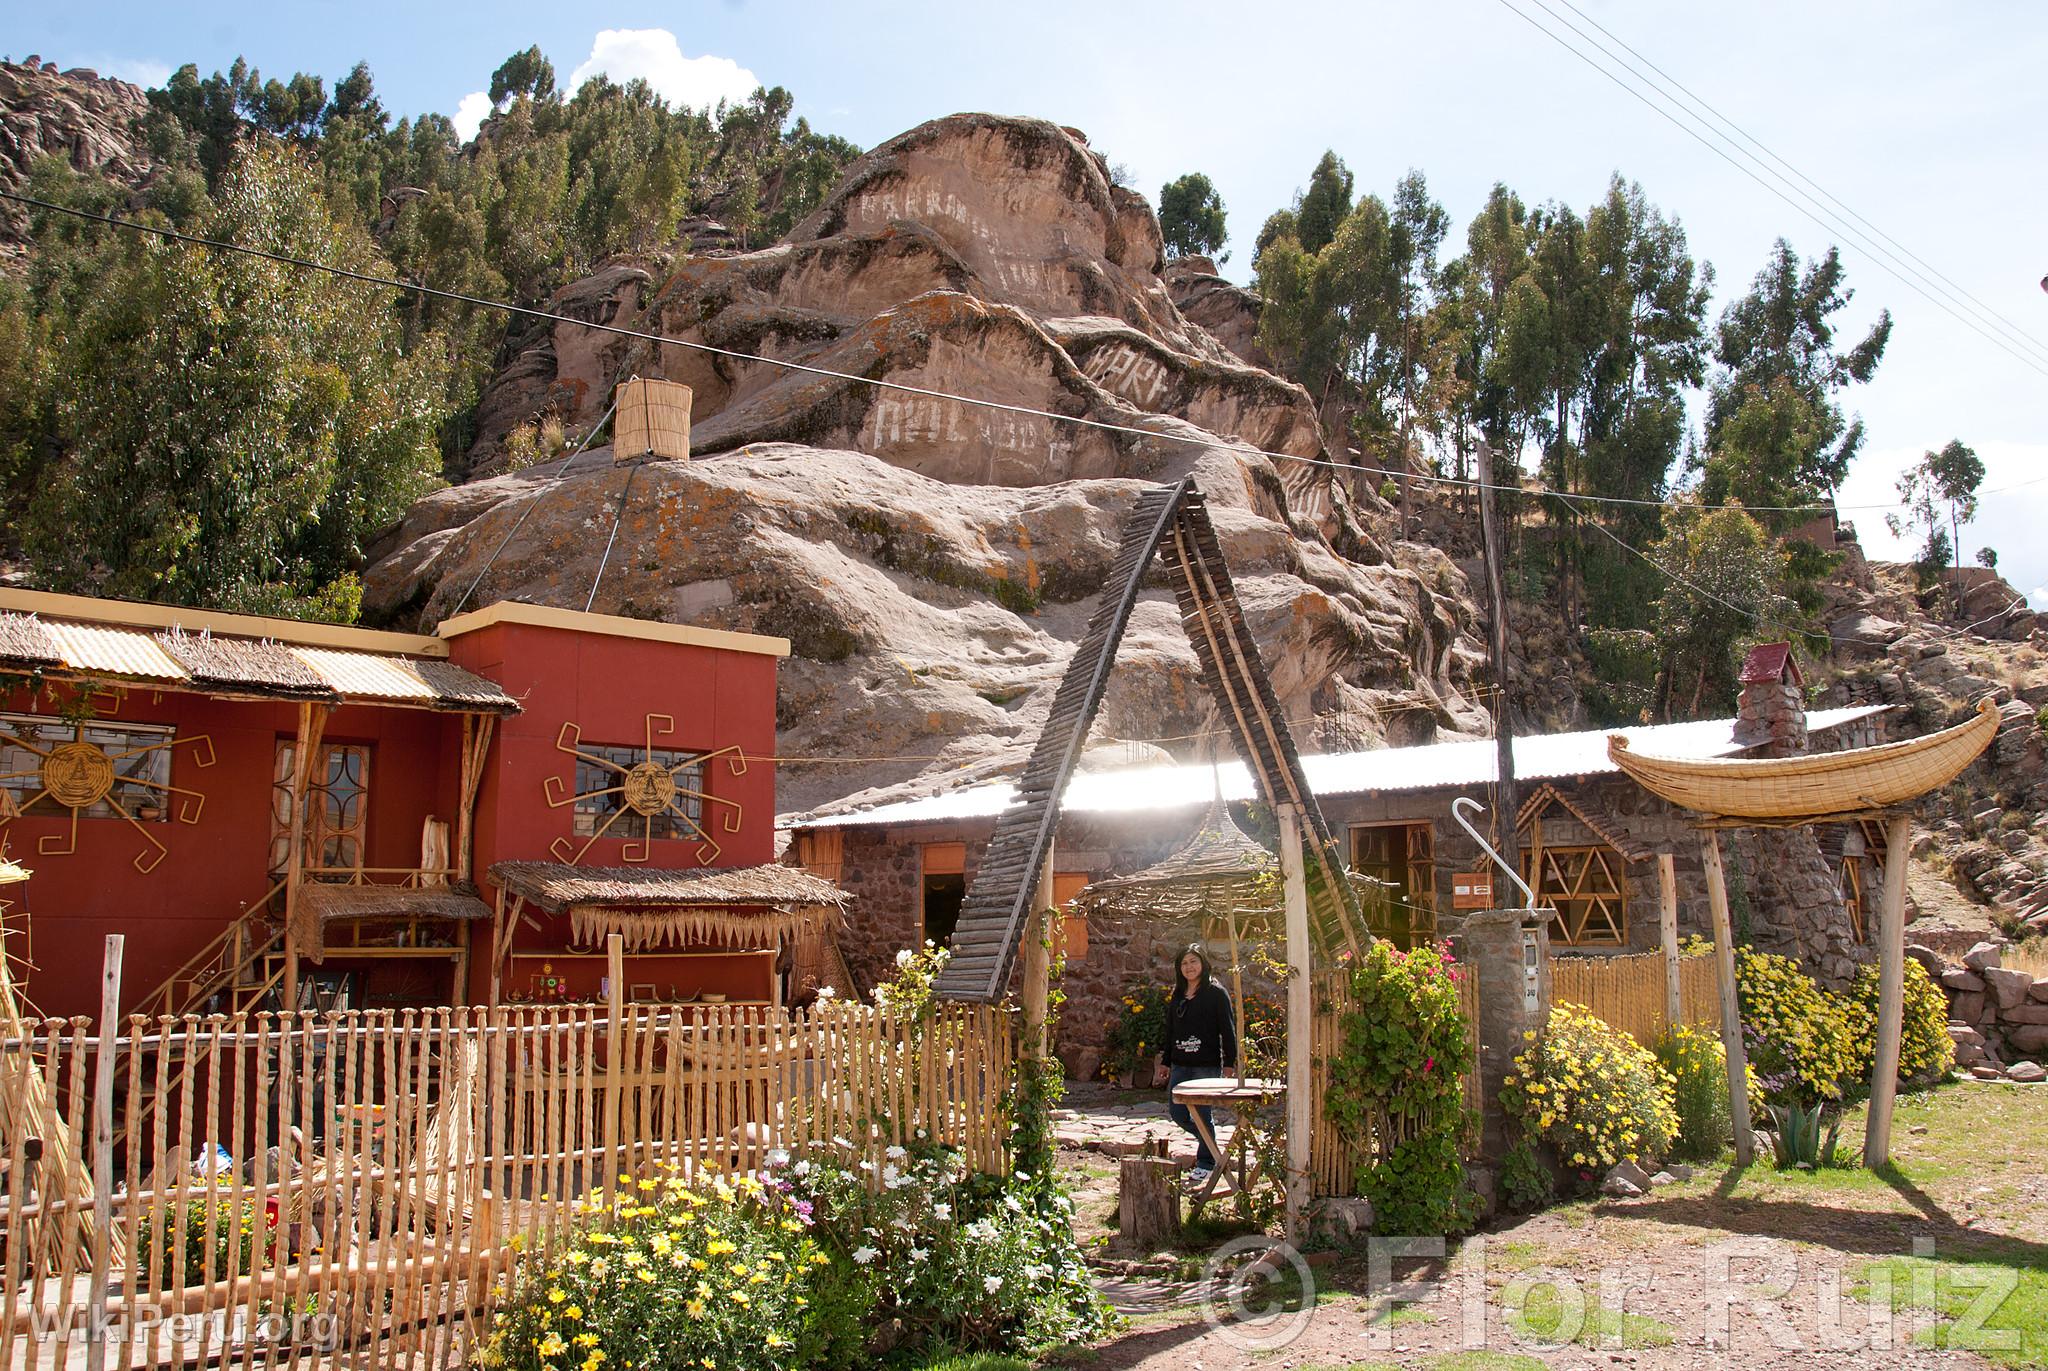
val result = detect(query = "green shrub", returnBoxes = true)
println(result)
[1654,1024,1731,1163]
[136,1182,280,1290]
[1324,940,1476,1235]
[1500,1003,1679,1182]
[1843,958,1955,1085]
[1733,947,1859,1107]
[1498,1138,1555,1212]
[1100,981,1170,1082]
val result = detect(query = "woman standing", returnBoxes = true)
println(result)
[1151,944,1236,1182]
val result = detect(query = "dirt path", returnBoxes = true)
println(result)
[1055,1082,2046,1370]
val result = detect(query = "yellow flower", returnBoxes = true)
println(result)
[685,1299,706,1319]
[548,1289,566,1304]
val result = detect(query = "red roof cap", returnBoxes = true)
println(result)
[1739,641,1802,686]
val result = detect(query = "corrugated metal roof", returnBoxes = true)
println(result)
[41,622,186,681]
[793,705,1891,830]
[4,614,517,714]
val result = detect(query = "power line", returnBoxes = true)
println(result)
[1492,0,2048,382]
[0,186,1949,520]
[1546,0,2048,369]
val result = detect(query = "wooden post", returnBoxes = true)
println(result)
[487,889,506,1008]
[84,935,121,1371]
[1658,852,1681,1029]
[1864,812,1913,1168]
[1699,833,1753,1165]
[1277,804,1313,1248]
[1021,843,1054,1064]
[1475,439,1520,835]
[281,703,329,1013]
[606,934,624,1188]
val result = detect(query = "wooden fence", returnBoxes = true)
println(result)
[1549,950,1718,1046]
[0,1000,1012,1369]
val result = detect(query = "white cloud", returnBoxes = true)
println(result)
[452,91,493,143]
[77,56,169,89]
[567,29,759,113]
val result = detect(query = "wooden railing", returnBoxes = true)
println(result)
[130,877,288,1021]
[0,1000,1014,1369]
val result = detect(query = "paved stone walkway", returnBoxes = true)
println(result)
[1050,1082,1233,1165]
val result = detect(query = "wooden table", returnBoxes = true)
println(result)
[1170,1076,1284,1220]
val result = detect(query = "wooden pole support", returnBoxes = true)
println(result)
[605,934,624,1188]
[1699,833,1753,1165]
[1277,803,1313,1248]
[1021,843,1055,1065]
[1658,852,1681,1030]
[84,934,122,1371]
[1864,812,1913,1168]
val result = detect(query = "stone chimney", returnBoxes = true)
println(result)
[1733,641,1807,757]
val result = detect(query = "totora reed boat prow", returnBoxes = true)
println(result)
[1607,697,2001,821]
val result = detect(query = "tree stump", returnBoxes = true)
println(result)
[1118,1140,1180,1249]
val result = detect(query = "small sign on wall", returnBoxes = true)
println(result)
[1452,871,1494,909]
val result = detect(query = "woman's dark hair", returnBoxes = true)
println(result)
[1171,943,1214,997]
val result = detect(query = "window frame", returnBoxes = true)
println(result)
[1,712,176,821]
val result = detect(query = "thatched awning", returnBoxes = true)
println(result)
[487,861,851,953]
[294,879,491,964]
[160,628,335,699]
[1071,802,1279,921]
[0,859,29,886]
[0,613,63,669]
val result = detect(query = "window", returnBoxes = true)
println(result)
[270,741,372,873]
[1526,846,1627,946]
[571,745,704,839]
[1,714,174,820]
[921,841,967,949]
[1350,822,1436,945]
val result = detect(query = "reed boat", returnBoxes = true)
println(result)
[1607,697,2000,820]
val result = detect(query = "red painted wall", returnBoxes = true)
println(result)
[1,684,459,1018]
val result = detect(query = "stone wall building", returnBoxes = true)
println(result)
[785,674,1891,1077]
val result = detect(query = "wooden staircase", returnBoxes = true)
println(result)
[131,877,290,1020]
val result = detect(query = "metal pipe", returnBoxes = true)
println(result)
[1450,796,1537,908]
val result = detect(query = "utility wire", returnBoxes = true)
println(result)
[447,397,620,619]
[1547,0,2048,368]
[1492,0,2048,382]
[0,186,1966,519]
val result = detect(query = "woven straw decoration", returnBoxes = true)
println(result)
[613,377,693,461]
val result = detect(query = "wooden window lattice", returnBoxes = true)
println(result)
[1525,845,1627,946]
[270,741,372,873]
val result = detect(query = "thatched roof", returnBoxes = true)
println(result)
[488,861,851,915]
[293,879,492,963]
[158,628,336,698]
[1070,802,1280,921]
[489,860,850,954]
[0,859,29,886]
[0,613,62,669]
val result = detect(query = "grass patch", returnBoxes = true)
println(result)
[1857,1250,2048,1369]
[1426,1354,1548,1371]
[1501,1280,1677,1349]
[912,1357,1036,1371]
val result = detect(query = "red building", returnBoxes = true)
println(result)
[0,589,841,1020]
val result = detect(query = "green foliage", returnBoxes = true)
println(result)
[1498,1138,1555,1212]
[1765,1099,1842,1169]
[135,1182,281,1290]
[1500,1003,1679,1180]
[1654,1024,1731,1162]
[1733,947,1859,1108]
[1843,957,1956,1086]
[1100,980,1170,1081]
[25,144,446,617]
[1646,503,1793,718]
[1295,150,1354,255]
[1324,940,1476,1234]
[778,1145,1113,1357]
[1157,172,1227,259]
[1888,439,1985,606]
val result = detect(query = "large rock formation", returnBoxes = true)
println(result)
[366,113,1494,814]
[0,60,152,262]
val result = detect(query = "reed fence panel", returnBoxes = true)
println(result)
[1548,950,1717,1046]
[0,1000,1011,1369]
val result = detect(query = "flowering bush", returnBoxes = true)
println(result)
[1101,981,1171,1082]
[1501,1003,1678,1178]
[478,1170,865,1371]
[1733,947,1859,1106]
[1325,940,1475,1235]
[136,1182,281,1289]
[1843,957,1955,1086]
[872,939,950,1028]
[1654,1024,1731,1162]
[776,1143,1111,1355]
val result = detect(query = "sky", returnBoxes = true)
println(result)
[14,1,2047,605]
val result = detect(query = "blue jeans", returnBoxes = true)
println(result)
[1167,1065,1219,1168]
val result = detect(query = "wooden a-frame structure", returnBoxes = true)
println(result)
[929,477,1366,1236]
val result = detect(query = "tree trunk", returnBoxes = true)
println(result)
[1118,1146,1181,1250]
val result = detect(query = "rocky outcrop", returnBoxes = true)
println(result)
[1162,255,1271,370]
[1917,940,2048,1082]
[369,113,1494,814]
[0,60,152,261]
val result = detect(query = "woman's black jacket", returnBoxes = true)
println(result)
[1159,980,1237,1070]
